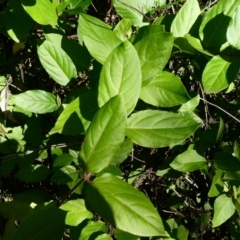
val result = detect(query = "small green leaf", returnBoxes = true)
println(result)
[95,234,112,240]
[22,0,58,26]
[16,165,50,182]
[79,95,127,173]
[208,170,224,197]
[51,165,78,184]
[84,173,166,236]
[223,171,240,182]
[78,14,122,64]
[60,199,93,226]
[227,6,240,49]
[79,221,107,240]
[0,201,33,220]
[37,41,77,86]
[114,229,140,240]
[98,41,141,115]
[50,91,98,135]
[126,110,201,148]
[134,25,173,84]
[112,0,153,27]
[178,95,200,113]
[113,19,132,41]
[170,150,207,173]
[212,194,235,228]
[140,71,189,107]
[233,141,240,159]
[12,90,58,114]
[171,0,200,37]
[53,154,74,167]
[202,55,240,94]
[213,152,240,171]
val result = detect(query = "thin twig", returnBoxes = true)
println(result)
[200,97,240,124]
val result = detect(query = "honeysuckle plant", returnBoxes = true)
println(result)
[0,0,240,239]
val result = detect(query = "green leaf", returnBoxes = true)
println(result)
[50,91,98,135]
[126,110,201,148]
[51,165,78,184]
[171,0,200,37]
[37,40,77,86]
[79,95,127,173]
[0,201,33,220]
[213,152,240,171]
[111,138,133,165]
[134,26,173,84]
[12,90,59,114]
[199,0,240,50]
[15,164,50,182]
[95,234,112,240]
[79,221,107,240]
[223,171,240,182]
[184,34,214,56]
[21,0,58,26]
[112,0,154,27]
[5,206,66,240]
[140,71,189,107]
[98,41,141,115]
[60,199,93,226]
[170,150,207,173]
[233,141,240,159]
[78,14,122,64]
[84,173,166,236]
[212,194,235,228]
[227,6,240,49]
[208,170,224,197]
[113,19,132,41]
[202,55,240,94]
[3,0,33,42]
[53,153,74,167]
[178,95,200,113]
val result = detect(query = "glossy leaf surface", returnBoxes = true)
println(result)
[126,110,201,148]
[84,173,166,236]
[38,41,77,86]
[79,95,127,173]
[98,41,141,115]
[12,90,59,114]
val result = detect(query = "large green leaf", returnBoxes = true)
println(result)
[140,71,189,107]
[5,206,66,240]
[114,229,140,240]
[170,150,207,173]
[15,165,50,182]
[37,40,77,86]
[202,55,240,94]
[227,6,240,50]
[84,173,166,236]
[134,25,173,84]
[12,90,59,114]
[21,0,58,26]
[199,0,240,50]
[60,199,93,226]
[171,0,200,37]
[3,0,33,42]
[78,14,122,64]
[0,201,33,220]
[112,0,155,27]
[79,95,127,173]
[50,91,98,135]
[213,152,240,171]
[126,110,201,148]
[212,194,235,228]
[98,41,141,115]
